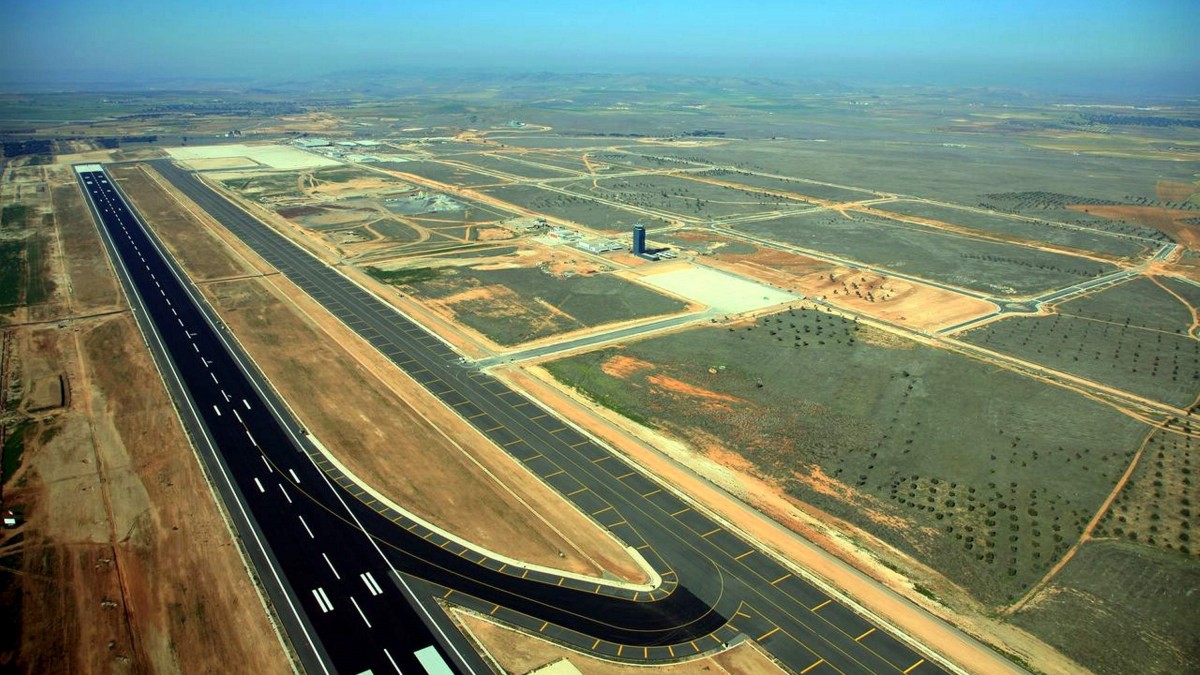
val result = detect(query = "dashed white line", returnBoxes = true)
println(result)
[322,553,340,579]
[261,454,272,472]
[171,308,177,316]
[233,409,243,424]
[177,318,184,327]
[242,399,251,410]
[312,588,332,613]
[213,405,221,417]
[210,372,218,384]
[298,515,314,538]
[254,477,265,493]
[221,389,230,402]
[383,648,401,674]
[361,572,383,596]
[192,342,199,352]
[349,596,371,628]
[288,468,300,483]
[246,430,257,447]
[279,484,292,504]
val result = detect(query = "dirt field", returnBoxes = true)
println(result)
[455,611,785,675]
[132,167,645,582]
[1070,203,1200,249]
[2,316,291,673]
[1155,180,1197,205]
[702,243,995,331]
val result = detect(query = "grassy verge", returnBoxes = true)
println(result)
[364,266,440,285]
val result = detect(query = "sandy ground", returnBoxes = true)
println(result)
[454,611,785,675]
[500,366,1089,675]
[128,163,646,582]
[165,144,341,171]
[1069,203,1200,249]
[3,158,291,672]
[706,247,995,332]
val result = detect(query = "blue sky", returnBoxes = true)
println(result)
[2,0,1196,93]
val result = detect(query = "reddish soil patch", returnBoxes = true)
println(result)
[646,373,742,405]
[1069,204,1200,249]
[600,354,654,379]
[1156,180,1197,204]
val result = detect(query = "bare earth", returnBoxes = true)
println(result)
[127,162,645,582]
[4,159,291,674]
[455,611,785,675]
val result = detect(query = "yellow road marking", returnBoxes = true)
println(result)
[539,621,548,632]
[734,550,754,560]
[637,544,650,550]
[502,438,522,446]
[608,519,627,528]
[568,487,588,496]
[643,647,648,659]
[443,589,453,599]
[616,471,635,479]
[642,489,661,497]
[522,453,542,461]
[689,640,699,653]
[556,577,563,586]
[490,605,499,615]
[758,626,781,641]
[670,507,690,517]
[701,527,721,537]
[903,659,926,674]
[668,645,675,657]
[710,634,723,645]
[498,564,507,573]
[771,573,791,585]
[592,639,601,650]
[570,440,590,448]
[521,569,529,578]
[549,427,568,434]
[545,469,565,478]
[591,455,611,463]
[592,505,614,516]
[467,411,487,419]
[811,599,831,611]
[801,658,825,674]
[735,610,751,619]
[856,627,875,641]
[483,424,503,432]
[529,413,546,420]
[617,645,623,657]
[632,592,639,601]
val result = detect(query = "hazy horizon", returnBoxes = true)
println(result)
[2,0,1197,97]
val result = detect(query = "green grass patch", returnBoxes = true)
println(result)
[2,421,29,485]
[24,235,50,305]
[364,266,440,285]
[1,203,29,228]
[0,240,24,306]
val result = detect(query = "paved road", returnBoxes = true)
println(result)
[141,158,955,674]
[76,165,484,675]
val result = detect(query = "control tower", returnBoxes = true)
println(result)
[632,224,646,256]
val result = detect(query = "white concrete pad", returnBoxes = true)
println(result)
[165,144,342,170]
[639,266,797,313]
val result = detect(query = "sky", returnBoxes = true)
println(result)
[1,0,1197,94]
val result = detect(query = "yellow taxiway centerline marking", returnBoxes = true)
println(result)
[903,659,926,674]
[801,658,825,674]
[811,599,831,611]
[856,627,876,641]
[758,626,781,641]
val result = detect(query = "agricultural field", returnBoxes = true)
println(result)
[1095,428,1195,556]
[872,200,1153,259]
[482,184,668,232]
[961,278,1200,407]
[545,310,1149,605]
[559,174,811,220]
[1011,540,1199,675]
[735,210,1115,296]
[454,153,577,179]
[695,168,879,203]
[403,265,688,346]
[384,160,506,187]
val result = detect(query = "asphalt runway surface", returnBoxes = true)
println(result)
[97,159,953,674]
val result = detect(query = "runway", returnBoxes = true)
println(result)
[93,158,955,674]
